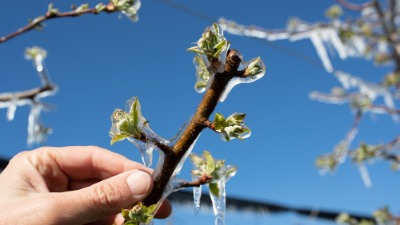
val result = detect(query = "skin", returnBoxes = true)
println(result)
[0,146,172,225]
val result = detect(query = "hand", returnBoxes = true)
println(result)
[0,146,171,225]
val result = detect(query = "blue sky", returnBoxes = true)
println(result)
[1,0,399,224]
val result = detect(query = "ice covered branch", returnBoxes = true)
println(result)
[1,47,57,145]
[143,49,245,206]
[336,0,373,11]
[0,0,141,44]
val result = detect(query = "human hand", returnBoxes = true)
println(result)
[0,146,171,225]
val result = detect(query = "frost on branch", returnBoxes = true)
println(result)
[218,3,393,73]
[0,46,56,145]
[190,151,237,225]
[110,97,166,167]
[219,56,266,102]
[193,56,212,93]
[310,71,397,120]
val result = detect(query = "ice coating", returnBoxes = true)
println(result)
[27,103,51,146]
[358,163,372,188]
[335,71,397,120]
[219,17,392,72]
[6,95,18,121]
[121,0,141,22]
[173,135,200,176]
[310,31,333,73]
[193,56,212,93]
[128,137,154,167]
[209,178,227,225]
[219,57,266,102]
[193,180,202,215]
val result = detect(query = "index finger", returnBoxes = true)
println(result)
[51,146,148,180]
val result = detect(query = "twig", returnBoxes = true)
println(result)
[336,0,374,11]
[143,49,244,206]
[0,84,56,102]
[178,175,212,189]
[0,5,115,44]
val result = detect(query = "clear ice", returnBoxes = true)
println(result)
[358,163,372,188]
[173,135,199,176]
[121,0,141,22]
[219,57,266,102]
[209,179,227,225]
[27,103,51,146]
[193,181,202,215]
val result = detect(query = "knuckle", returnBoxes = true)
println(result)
[91,180,123,210]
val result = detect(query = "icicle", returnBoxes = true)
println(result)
[358,163,372,188]
[6,95,18,121]
[128,138,154,167]
[310,31,333,73]
[27,103,51,146]
[193,175,202,215]
[219,57,266,102]
[325,28,347,59]
[173,135,200,176]
[209,179,227,225]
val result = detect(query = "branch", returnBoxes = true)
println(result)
[143,49,243,206]
[0,4,115,44]
[373,0,400,71]
[0,84,56,102]
[177,175,212,189]
[336,0,374,11]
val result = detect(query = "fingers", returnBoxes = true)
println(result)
[52,146,150,180]
[55,169,153,224]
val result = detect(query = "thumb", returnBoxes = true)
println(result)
[57,169,153,223]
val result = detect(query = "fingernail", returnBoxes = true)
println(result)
[126,170,152,197]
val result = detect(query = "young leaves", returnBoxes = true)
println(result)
[193,56,212,93]
[122,202,157,225]
[190,151,237,197]
[213,113,251,141]
[110,97,147,145]
[244,56,265,78]
[187,23,229,61]
[110,0,141,22]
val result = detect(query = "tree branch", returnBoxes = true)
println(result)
[0,84,56,102]
[0,5,115,44]
[373,0,400,71]
[143,49,243,206]
[336,0,374,11]
[178,175,212,189]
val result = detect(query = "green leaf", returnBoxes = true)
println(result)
[204,151,215,174]
[121,209,130,220]
[213,113,226,131]
[187,46,204,55]
[224,167,238,178]
[213,23,220,35]
[110,134,129,145]
[195,81,208,89]
[95,3,106,12]
[130,98,140,126]
[190,154,204,168]
[147,204,157,214]
[215,159,225,170]
[209,182,220,197]
[212,40,227,58]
